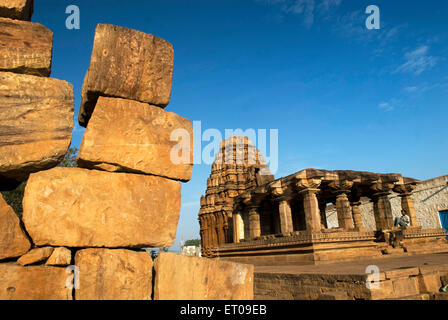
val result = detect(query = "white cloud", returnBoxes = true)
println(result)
[378,102,394,111]
[403,86,418,93]
[395,46,438,75]
[259,0,342,27]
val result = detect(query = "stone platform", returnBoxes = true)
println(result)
[254,252,448,300]
[214,227,448,266]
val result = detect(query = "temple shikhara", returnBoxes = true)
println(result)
[199,137,448,266]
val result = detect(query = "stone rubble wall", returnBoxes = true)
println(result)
[0,3,254,300]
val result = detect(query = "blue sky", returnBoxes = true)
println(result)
[34,0,448,251]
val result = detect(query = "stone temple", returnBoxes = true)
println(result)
[199,137,448,267]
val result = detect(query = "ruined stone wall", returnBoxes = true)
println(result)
[326,175,448,230]
[0,2,254,300]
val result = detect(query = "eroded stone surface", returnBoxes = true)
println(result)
[78,97,193,181]
[154,252,254,300]
[17,246,53,266]
[23,167,181,248]
[75,248,153,300]
[0,0,33,20]
[0,194,30,260]
[0,72,74,188]
[79,24,174,127]
[46,247,71,266]
[0,263,72,300]
[0,18,52,76]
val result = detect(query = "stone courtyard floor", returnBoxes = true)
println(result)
[254,252,448,299]
[255,251,448,275]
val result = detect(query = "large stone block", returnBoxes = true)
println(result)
[154,252,254,300]
[0,0,33,20]
[0,18,52,76]
[78,97,193,181]
[75,248,153,300]
[0,263,72,300]
[0,194,30,260]
[79,24,174,127]
[22,167,181,248]
[0,72,74,189]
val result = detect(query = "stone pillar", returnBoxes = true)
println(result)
[394,183,419,227]
[296,178,323,233]
[210,214,218,248]
[329,180,354,230]
[200,216,208,249]
[232,211,244,243]
[335,193,354,230]
[351,201,366,232]
[301,189,322,232]
[278,198,294,234]
[400,193,418,227]
[205,215,213,256]
[216,213,226,245]
[372,193,394,230]
[370,180,396,230]
[248,206,261,239]
[318,200,328,229]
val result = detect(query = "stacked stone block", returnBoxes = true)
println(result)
[0,5,74,190]
[0,1,75,299]
[0,15,253,300]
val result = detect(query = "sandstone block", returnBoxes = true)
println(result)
[46,247,72,266]
[79,24,174,127]
[0,72,74,189]
[385,267,420,280]
[392,277,419,298]
[0,263,72,300]
[22,167,181,248]
[75,248,153,300]
[0,0,33,20]
[0,18,52,76]
[417,273,442,293]
[154,252,254,300]
[0,194,30,260]
[17,246,53,266]
[78,97,193,181]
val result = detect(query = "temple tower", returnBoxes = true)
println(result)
[199,136,274,257]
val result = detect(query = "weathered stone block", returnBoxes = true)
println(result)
[392,277,419,298]
[22,167,181,248]
[0,18,52,76]
[385,267,420,280]
[417,273,442,293]
[46,247,71,266]
[17,247,53,266]
[0,0,33,20]
[79,24,174,127]
[154,252,254,300]
[75,248,153,300]
[0,194,30,260]
[78,97,193,181]
[0,263,72,300]
[0,72,74,189]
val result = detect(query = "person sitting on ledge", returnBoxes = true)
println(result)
[394,209,411,227]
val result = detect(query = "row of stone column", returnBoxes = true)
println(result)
[200,211,232,255]
[232,180,420,242]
